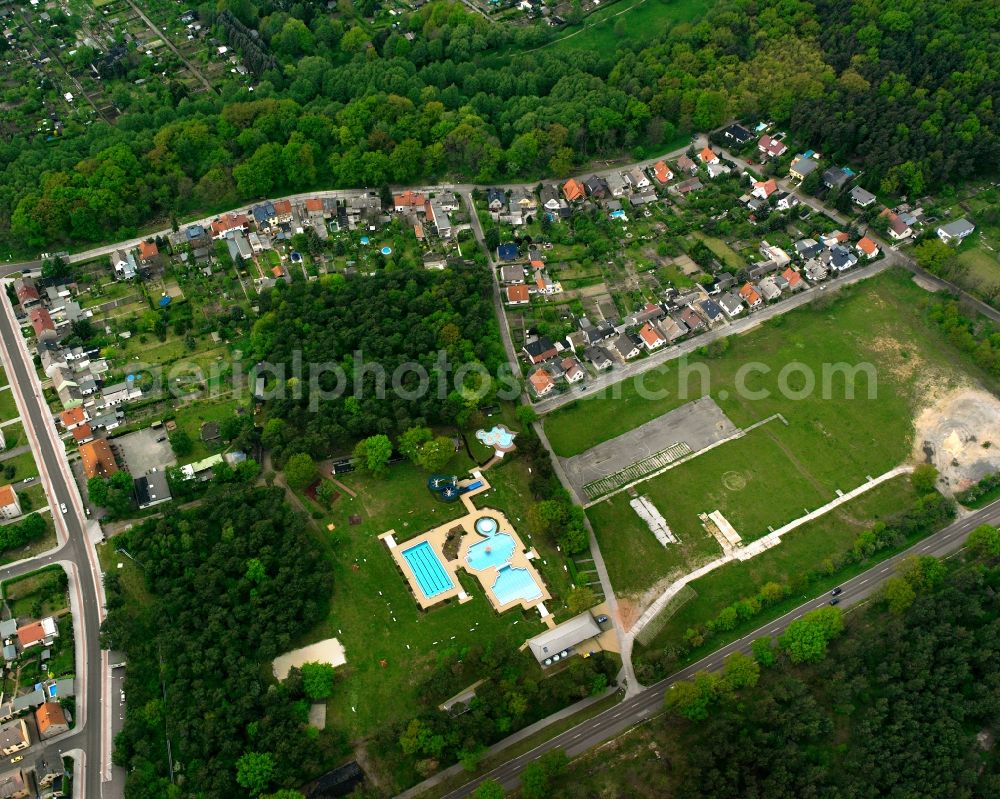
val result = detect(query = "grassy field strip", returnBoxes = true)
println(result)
[628,465,911,638]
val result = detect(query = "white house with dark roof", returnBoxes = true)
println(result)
[937,218,975,243]
[527,612,602,666]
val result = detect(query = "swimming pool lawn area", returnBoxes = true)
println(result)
[402,541,454,599]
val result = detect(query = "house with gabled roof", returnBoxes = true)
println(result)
[676,155,697,175]
[850,186,877,207]
[605,172,628,197]
[522,337,558,365]
[638,322,666,351]
[723,123,753,145]
[682,306,706,331]
[563,178,585,203]
[789,156,819,181]
[717,292,743,317]
[583,175,609,199]
[758,134,788,158]
[781,267,805,291]
[528,369,555,397]
[937,218,975,243]
[880,209,912,240]
[584,346,613,370]
[612,333,640,361]
[652,160,673,184]
[739,282,763,309]
[856,236,879,259]
[698,147,719,165]
[752,179,778,199]
[393,191,425,213]
[561,357,585,383]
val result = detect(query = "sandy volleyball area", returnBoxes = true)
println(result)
[272,638,346,680]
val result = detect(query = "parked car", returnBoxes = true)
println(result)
[596,615,609,625]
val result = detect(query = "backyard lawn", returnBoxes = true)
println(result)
[170,397,242,463]
[0,512,56,567]
[1,450,38,481]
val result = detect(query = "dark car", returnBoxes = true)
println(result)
[829,598,841,606]
[831,587,843,596]
[595,615,609,625]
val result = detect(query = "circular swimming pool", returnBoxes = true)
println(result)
[474,516,498,536]
[381,246,392,255]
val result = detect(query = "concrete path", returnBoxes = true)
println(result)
[627,465,913,640]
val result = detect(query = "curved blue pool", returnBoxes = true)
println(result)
[466,533,515,571]
[476,425,516,450]
[474,517,498,536]
[492,566,542,605]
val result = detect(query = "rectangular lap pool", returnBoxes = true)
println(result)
[402,541,454,600]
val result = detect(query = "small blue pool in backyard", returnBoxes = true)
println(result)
[492,566,543,605]
[402,541,454,599]
[466,533,516,571]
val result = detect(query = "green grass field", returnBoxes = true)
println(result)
[546,0,707,54]
[1,450,38,481]
[171,398,241,463]
[634,475,917,656]
[556,270,997,596]
[692,232,744,269]
[0,388,19,422]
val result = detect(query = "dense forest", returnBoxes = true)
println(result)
[102,484,341,799]
[554,535,1000,798]
[2,0,996,251]
[250,265,506,462]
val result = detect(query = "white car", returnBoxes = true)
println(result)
[60,503,67,514]
[120,690,126,703]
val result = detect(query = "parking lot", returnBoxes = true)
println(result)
[110,428,176,476]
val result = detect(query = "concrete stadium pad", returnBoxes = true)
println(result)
[560,396,739,500]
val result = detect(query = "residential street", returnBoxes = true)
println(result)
[435,497,1000,798]
[0,288,113,799]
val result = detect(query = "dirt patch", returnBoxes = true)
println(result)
[913,388,1000,493]
[912,274,946,292]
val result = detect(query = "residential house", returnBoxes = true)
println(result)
[561,357,585,383]
[583,175,609,199]
[652,160,673,184]
[752,179,778,200]
[35,702,69,740]
[638,322,666,351]
[632,188,659,205]
[794,238,823,260]
[13,278,40,309]
[675,178,703,195]
[723,123,753,145]
[209,212,249,239]
[781,267,805,291]
[0,486,20,520]
[759,241,791,267]
[434,191,461,212]
[522,337,558,365]
[497,243,519,262]
[739,282,763,309]
[789,156,820,181]
[251,201,277,230]
[659,315,687,342]
[101,381,140,407]
[506,285,530,305]
[486,188,507,216]
[29,308,57,341]
[707,162,731,179]
[758,134,788,158]
[78,438,118,479]
[689,299,723,329]
[0,768,29,799]
[393,191,425,213]
[605,172,628,197]
[879,209,912,240]
[248,232,266,253]
[681,306,706,331]
[804,259,829,282]
[226,231,253,262]
[937,218,976,243]
[774,191,798,211]
[134,469,171,510]
[698,147,720,165]
[850,186,877,207]
[110,249,137,280]
[612,333,641,361]
[562,178,585,203]
[271,200,292,224]
[71,425,94,445]
[825,245,859,272]
[582,320,616,345]
[528,369,555,397]
[584,346,613,370]
[822,166,851,191]
[758,276,781,301]
[0,721,28,758]
[856,236,879,259]
[717,293,743,317]
[539,184,569,218]
[501,264,526,284]
[676,155,697,175]
[33,757,63,793]
[627,167,650,190]
[59,407,88,431]
[427,199,452,238]
[16,617,58,650]
[138,240,160,269]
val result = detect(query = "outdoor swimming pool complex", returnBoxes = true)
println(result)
[465,515,545,606]
[402,541,454,600]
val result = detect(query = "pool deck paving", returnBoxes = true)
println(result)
[380,472,552,616]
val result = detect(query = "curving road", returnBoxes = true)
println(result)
[436,498,1000,797]
[0,290,110,798]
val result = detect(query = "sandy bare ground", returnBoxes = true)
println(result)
[913,388,1000,493]
[272,637,346,680]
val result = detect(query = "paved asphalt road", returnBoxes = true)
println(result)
[0,292,111,799]
[438,498,1000,798]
